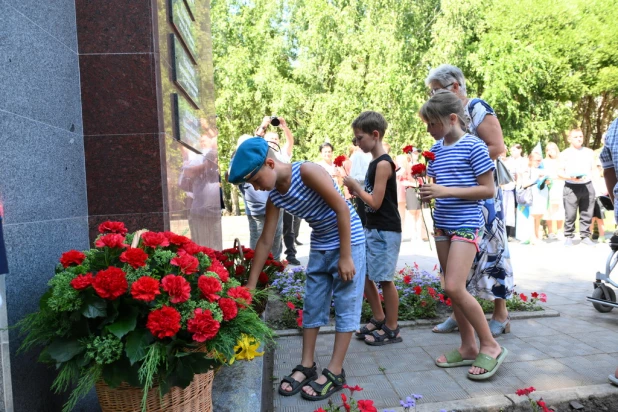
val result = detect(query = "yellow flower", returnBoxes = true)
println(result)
[233,334,264,361]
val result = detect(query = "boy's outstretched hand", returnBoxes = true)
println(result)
[338,256,356,281]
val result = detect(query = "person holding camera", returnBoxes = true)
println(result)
[256,116,302,265]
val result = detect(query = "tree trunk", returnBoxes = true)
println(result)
[231,185,240,216]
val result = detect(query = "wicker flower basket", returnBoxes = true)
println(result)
[96,336,215,412]
[95,369,215,412]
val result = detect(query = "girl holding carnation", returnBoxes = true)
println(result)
[419,90,508,380]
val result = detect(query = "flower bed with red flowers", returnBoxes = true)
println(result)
[16,221,272,412]
[270,263,544,330]
[216,245,285,313]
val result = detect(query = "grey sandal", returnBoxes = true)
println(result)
[432,316,459,333]
[488,316,510,337]
[355,317,385,339]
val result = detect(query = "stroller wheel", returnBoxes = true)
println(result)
[592,286,616,313]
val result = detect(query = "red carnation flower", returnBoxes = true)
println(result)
[60,250,86,268]
[258,271,269,284]
[516,387,536,396]
[413,285,422,295]
[286,301,296,311]
[164,231,191,246]
[427,287,437,298]
[95,233,128,249]
[227,286,252,308]
[147,306,181,339]
[161,275,191,304]
[244,249,255,260]
[92,267,128,300]
[223,260,233,268]
[520,293,528,302]
[98,221,128,235]
[531,292,539,299]
[187,308,220,342]
[198,275,222,302]
[130,276,161,302]
[411,163,427,176]
[357,399,377,412]
[296,309,303,328]
[333,155,347,168]
[70,273,93,290]
[218,297,238,321]
[402,145,414,154]
[403,275,412,284]
[445,298,452,306]
[207,259,230,282]
[235,265,246,276]
[170,254,199,275]
[120,247,149,269]
[421,151,436,161]
[141,231,170,248]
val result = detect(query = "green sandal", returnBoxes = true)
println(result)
[355,317,385,340]
[435,349,475,368]
[467,347,509,381]
[300,368,346,401]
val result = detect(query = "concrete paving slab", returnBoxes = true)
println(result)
[221,217,618,411]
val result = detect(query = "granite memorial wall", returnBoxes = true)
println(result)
[0,0,220,409]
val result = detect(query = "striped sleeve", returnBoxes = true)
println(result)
[469,139,495,177]
[600,118,618,169]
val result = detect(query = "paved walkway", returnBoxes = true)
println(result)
[222,216,618,411]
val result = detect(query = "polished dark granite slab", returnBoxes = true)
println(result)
[79,54,159,136]
[84,133,164,215]
[76,0,153,54]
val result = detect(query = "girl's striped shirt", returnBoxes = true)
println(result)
[427,134,495,230]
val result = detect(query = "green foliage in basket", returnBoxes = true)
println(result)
[16,221,272,412]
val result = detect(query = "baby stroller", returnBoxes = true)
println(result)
[588,195,618,312]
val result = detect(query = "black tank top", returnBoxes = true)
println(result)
[364,154,401,232]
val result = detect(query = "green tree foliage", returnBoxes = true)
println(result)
[211,0,618,206]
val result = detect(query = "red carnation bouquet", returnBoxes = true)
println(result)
[16,222,272,412]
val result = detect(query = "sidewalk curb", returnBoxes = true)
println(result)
[273,309,560,337]
[403,383,618,412]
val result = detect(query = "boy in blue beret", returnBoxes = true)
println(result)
[228,136,366,401]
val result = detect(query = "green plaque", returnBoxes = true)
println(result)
[171,35,200,107]
[169,0,197,60]
[173,94,202,153]
[184,0,196,20]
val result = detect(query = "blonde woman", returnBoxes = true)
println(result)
[542,142,565,239]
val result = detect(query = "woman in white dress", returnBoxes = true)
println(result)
[517,152,549,244]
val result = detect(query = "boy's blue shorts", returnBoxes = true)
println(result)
[302,243,366,332]
[365,228,401,283]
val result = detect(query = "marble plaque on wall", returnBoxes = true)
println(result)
[168,0,197,61]
[172,93,201,153]
[171,35,200,107]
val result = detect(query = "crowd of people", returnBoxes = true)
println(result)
[221,63,618,401]
[500,130,609,246]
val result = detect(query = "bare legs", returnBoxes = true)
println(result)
[434,241,502,375]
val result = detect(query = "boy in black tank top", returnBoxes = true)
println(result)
[343,111,403,346]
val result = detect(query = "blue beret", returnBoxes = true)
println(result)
[228,137,269,184]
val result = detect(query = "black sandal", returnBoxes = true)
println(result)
[278,362,318,397]
[300,368,346,401]
[364,324,403,346]
[355,317,385,340]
